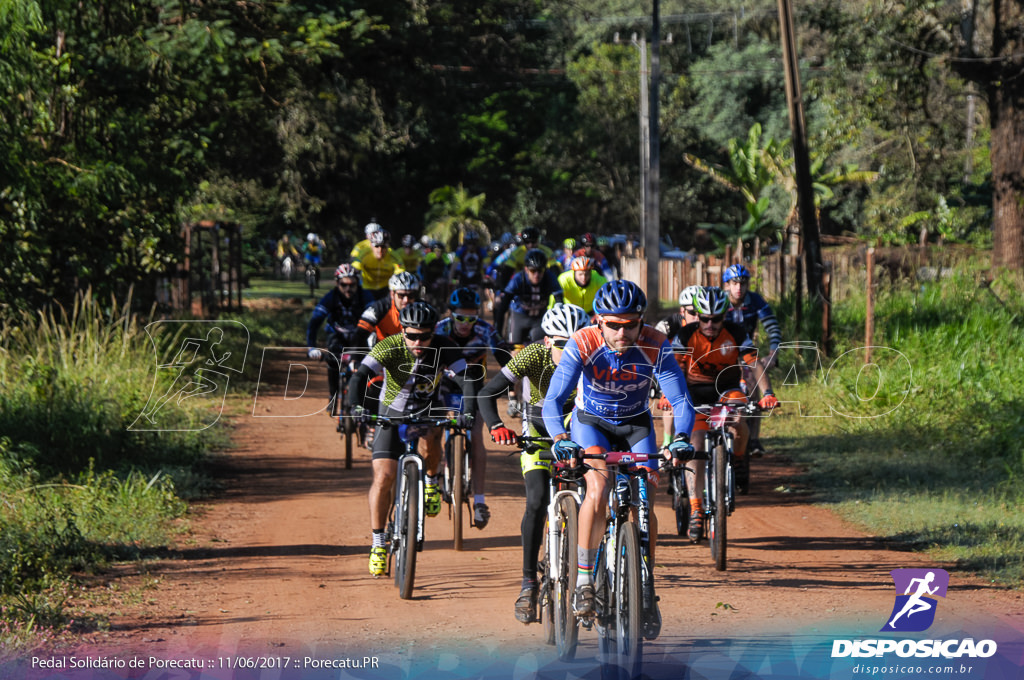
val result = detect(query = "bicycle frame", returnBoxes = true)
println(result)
[694,398,758,571]
[366,414,458,598]
[519,435,582,661]
[583,450,664,678]
[588,453,658,620]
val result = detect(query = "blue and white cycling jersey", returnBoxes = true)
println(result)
[541,325,695,438]
[726,291,782,352]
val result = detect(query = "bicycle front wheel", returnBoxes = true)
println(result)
[710,442,728,571]
[609,521,642,680]
[553,495,579,661]
[671,468,689,536]
[395,460,420,599]
[451,434,466,550]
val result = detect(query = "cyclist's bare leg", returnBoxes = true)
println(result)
[423,428,443,477]
[729,417,750,459]
[579,460,610,552]
[686,430,707,501]
[369,458,398,530]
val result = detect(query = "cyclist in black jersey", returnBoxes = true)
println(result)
[434,287,513,529]
[306,264,375,411]
[347,302,479,576]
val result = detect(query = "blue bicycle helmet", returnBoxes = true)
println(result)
[448,287,481,310]
[593,280,647,316]
[723,264,751,283]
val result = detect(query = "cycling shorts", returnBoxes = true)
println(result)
[370,405,442,461]
[570,409,658,472]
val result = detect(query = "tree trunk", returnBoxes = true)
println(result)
[987,0,1024,271]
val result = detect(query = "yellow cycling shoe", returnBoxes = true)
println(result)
[368,546,387,577]
[424,484,441,517]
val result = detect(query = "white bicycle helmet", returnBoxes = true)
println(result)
[334,263,359,280]
[389,271,421,292]
[678,285,701,308]
[542,303,590,338]
[364,221,382,237]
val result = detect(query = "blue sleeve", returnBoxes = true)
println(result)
[655,339,696,436]
[542,341,583,437]
[502,273,522,298]
[753,293,782,351]
[305,292,332,346]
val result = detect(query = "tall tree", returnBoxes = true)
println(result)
[958,0,1024,270]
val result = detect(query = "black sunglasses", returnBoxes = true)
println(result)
[699,315,725,324]
[551,338,568,349]
[405,331,433,342]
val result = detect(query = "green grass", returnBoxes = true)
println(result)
[0,291,218,653]
[244,273,325,299]
[763,265,1024,586]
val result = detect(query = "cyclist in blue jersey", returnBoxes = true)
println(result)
[494,249,563,346]
[541,280,696,634]
[723,264,782,456]
[306,263,375,411]
[434,287,513,528]
[448,230,490,293]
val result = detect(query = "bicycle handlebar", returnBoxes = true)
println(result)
[693,401,761,416]
[363,413,463,429]
[581,451,668,465]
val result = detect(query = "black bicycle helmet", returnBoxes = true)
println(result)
[593,280,647,316]
[524,248,548,270]
[449,287,481,310]
[399,301,439,330]
[520,227,540,243]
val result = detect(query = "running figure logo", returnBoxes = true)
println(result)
[881,568,949,632]
[129,321,249,432]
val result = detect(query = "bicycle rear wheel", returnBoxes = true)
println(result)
[709,442,728,571]
[604,521,642,680]
[343,414,354,469]
[553,494,579,661]
[395,460,420,599]
[451,434,466,550]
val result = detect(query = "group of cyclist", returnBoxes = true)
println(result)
[305,222,783,635]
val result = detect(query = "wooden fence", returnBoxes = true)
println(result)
[158,221,244,316]
[622,243,980,310]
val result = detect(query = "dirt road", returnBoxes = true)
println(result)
[62,353,1023,679]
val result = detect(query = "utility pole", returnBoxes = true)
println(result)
[777,0,824,305]
[644,0,662,309]
[636,35,649,242]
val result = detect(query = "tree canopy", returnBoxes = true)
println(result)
[1,0,1019,314]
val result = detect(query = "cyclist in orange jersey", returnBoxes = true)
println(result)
[670,286,778,541]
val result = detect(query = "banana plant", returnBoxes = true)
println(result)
[423,183,490,248]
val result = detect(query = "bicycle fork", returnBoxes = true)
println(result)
[546,488,580,586]
[633,475,655,616]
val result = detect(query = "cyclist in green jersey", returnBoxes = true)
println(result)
[551,255,607,315]
[347,301,479,576]
[477,303,590,623]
